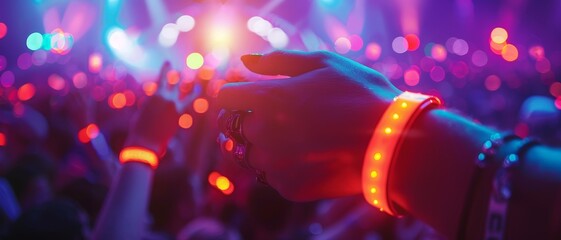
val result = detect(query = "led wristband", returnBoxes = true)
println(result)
[362,91,441,216]
[119,146,159,169]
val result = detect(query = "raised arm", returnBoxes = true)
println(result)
[216,50,561,239]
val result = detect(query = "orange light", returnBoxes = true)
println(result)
[490,27,508,44]
[198,66,215,80]
[362,92,441,216]
[88,53,103,73]
[142,82,157,96]
[208,171,220,186]
[178,114,193,129]
[109,93,126,109]
[119,146,159,168]
[489,40,506,55]
[501,44,519,62]
[225,139,234,152]
[85,124,99,139]
[17,83,36,101]
[167,70,180,85]
[0,132,6,146]
[193,98,209,114]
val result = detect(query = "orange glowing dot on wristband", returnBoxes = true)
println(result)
[370,188,377,193]
[392,113,399,119]
[384,128,392,134]
[401,102,408,108]
[373,200,379,205]
[370,171,378,178]
[373,153,381,160]
[119,147,159,168]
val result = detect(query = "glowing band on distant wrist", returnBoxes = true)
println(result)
[119,146,159,169]
[362,92,441,216]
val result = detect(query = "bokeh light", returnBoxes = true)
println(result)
[0,71,15,88]
[550,82,561,97]
[404,68,420,86]
[86,124,100,139]
[490,27,508,44]
[178,113,194,129]
[18,83,36,101]
[193,98,209,113]
[186,52,204,70]
[109,92,126,109]
[143,82,157,96]
[349,34,364,51]
[89,53,103,73]
[501,44,519,62]
[72,72,88,89]
[0,132,5,147]
[48,74,66,91]
[26,32,43,51]
[529,45,545,60]
[471,50,488,67]
[430,66,446,82]
[334,37,351,54]
[430,44,447,62]
[365,43,382,61]
[485,75,501,91]
[404,34,420,51]
[392,36,408,54]
[176,15,195,32]
[452,39,469,56]
[0,22,7,39]
[17,53,32,70]
[268,28,289,49]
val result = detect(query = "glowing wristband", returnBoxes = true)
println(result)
[119,146,159,169]
[362,91,441,216]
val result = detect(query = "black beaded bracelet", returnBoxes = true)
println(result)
[458,132,519,239]
[482,137,540,240]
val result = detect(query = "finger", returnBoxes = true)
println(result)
[157,61,171,93]
[216,81,264,110]
[241,50,331,77]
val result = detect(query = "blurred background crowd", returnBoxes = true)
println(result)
[0,0,560,239]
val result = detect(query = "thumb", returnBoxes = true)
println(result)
[241,50,331,77]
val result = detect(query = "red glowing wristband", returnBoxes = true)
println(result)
[119,146,159,169]
[362,91,441,216]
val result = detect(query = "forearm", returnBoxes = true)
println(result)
[93,162,153,240]
[389,109,495,238]
[389,108,561,239]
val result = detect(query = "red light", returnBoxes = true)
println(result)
[17,83,36,101]
[0,22,7,39]
[405,34,420,51]
[0,132,6,146]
